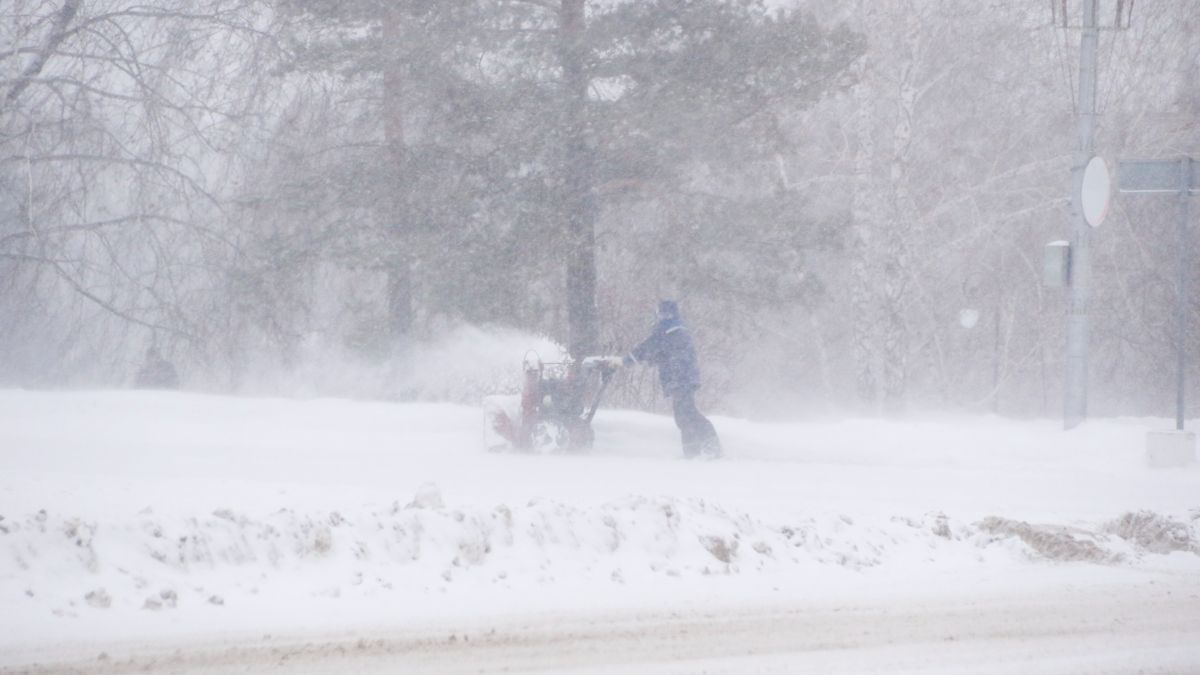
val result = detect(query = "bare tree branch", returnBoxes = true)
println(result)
[3,0,82,108]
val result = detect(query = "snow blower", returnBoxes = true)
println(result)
[483,352,621,453]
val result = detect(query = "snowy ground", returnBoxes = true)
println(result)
[1,389,1198,673]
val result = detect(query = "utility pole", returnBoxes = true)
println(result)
[1063,0,1100,430]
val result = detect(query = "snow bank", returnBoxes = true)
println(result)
[2,389,1199,649]
[6,493,1198,633]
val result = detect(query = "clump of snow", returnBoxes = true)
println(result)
[84,589,111,609]
[977,517,1113,563]
[699,535,738,564]
[928,511,953,539]
[409,483,445,510]
[142,589,178,612]
[1103,511,1197,555]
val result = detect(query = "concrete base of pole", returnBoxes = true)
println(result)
[1145,430,1196,468]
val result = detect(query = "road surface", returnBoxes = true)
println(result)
[6,577,1199,674]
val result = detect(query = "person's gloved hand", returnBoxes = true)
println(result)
[583,356,624,371]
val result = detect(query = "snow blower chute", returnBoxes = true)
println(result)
[484,352,620,453]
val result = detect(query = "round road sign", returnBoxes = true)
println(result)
[1081,156,1111,227]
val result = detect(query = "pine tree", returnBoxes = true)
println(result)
[279,0,862,359]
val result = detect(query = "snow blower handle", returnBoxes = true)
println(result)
[581,356,621,424]
[582,356,623,374]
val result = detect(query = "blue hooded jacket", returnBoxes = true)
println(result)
[624,302,701,397]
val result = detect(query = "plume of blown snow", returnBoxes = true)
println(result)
[232,324,564,403]
[395,324,565,403]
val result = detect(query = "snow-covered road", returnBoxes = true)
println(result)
[6,579,1199,674]
[1,390,1198,672]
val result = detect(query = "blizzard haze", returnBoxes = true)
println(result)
[0,0,1195,416]
[2,0,1199,673]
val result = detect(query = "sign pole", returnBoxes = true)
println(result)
[1119,157,1198,432]
[1064,0,1100,430]
[1118,157,1196,464]
[1177,158,1192,430]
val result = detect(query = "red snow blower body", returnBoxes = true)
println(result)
[484,353,620,453]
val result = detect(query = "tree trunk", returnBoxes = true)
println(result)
[850,55,881,411]
[879,3,921,413]
[382,5,414,341]
[560,0,598,359]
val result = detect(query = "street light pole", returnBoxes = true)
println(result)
[1064,0,1100,429]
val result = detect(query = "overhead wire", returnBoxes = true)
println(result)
[1095,2,1128,116]
[1050,1,1078,113]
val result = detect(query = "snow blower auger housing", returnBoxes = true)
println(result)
[484,352,621,453]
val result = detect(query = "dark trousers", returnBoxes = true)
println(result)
[671,390,721,457]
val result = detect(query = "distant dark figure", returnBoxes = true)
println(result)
[134,346,179,390]
[624,300,721,459]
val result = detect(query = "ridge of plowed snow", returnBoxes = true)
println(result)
[2,390,1198,652]
[5,499,1198,612]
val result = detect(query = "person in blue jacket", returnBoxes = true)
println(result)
[624,300,722,459]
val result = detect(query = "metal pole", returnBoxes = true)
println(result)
[1065,0,1100,430]
[1177,158,1192,431]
